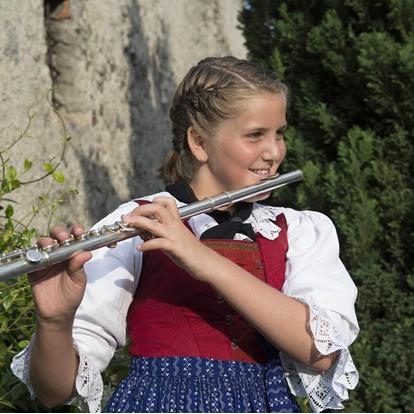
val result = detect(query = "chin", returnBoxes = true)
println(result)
[244,190,272,203]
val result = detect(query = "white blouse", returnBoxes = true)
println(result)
[11,192,359,413]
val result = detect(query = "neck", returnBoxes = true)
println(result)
[189,168,217,199]
[189,172,235,213]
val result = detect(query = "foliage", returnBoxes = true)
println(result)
[240,0,414,412]
[0,100,133,413]
[0,104,78,412]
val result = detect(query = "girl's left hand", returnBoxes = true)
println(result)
[121,197,208,278]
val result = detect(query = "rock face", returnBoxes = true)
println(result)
[0,0,246,230]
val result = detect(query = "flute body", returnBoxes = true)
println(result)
[0,170,303,282]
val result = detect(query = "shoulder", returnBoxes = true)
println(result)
[282,208,340,257]
[282,208,336,232]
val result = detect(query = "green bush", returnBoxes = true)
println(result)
[0,107,76,412]
[240,0,414,411]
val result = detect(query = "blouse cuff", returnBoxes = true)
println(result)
[280,297,359,412]
[70,341,104,413]
[10,334,36,399]
[10,334,104,413]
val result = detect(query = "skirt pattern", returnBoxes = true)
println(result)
[104,356,299,413]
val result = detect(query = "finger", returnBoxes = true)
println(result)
[37,236,59,248]
[48,225,71,240]
[71,224,86,238]
[153,197,180,219]
[139,231,155,241]
[123,203,172,225]
[122,214,163,238]
[138,238,171,253]
[37,225,85,248]
[67,251,92,277]
[28,250,92,285]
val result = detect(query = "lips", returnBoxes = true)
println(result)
[249,168,271,176]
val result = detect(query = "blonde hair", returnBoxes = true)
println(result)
[158,56,289,184]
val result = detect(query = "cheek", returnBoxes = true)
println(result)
[279,141,287,160]
[218,142,254,164]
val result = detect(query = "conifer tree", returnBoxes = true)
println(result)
[240,1,414,411]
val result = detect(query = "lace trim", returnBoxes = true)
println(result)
[70,342,103,413]
[10,334,36,399]
[247,204,282,240]
[196,204,282,241]
[11,335,103,413]
[280,298,359,413]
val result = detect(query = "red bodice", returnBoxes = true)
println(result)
[127,209,288,364]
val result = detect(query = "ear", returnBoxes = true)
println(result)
[186,126,208,163]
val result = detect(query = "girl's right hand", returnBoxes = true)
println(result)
[28,225,93,324]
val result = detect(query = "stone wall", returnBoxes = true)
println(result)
[0,0,246,230]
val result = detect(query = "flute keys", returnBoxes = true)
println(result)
[60,234,75,246]
[42,240,59,252]
[87,229,102,237]
[105,223,121,232]
[0,249,25,263]
[75,233,88,241]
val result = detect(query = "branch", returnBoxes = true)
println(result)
[0,112,34,153]
[18,91,70,185]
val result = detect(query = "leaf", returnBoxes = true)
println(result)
[37,195,47,203]
[0,398,15,410]
[52,171,65,184]
[42,162,53,173]
[5,166,17,182]
[17,340,29,349]
[23,159,32,171]
[5,204,13,218]
[0,319,8,331]
[2,294,14,311]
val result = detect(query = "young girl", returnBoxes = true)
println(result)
[12,56,359,413]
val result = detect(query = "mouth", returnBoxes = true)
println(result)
[249,168,272,178]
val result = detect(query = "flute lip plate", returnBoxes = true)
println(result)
[260,173,280,181]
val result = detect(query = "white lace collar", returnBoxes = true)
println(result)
[246,203,283,240]
[189,203,284,241]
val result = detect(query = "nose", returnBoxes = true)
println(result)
[262,135,284,163]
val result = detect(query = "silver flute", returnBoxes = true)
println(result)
[0,170,303,282]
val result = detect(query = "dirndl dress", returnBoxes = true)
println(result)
[105,204,298,412]
[104,355,299,413]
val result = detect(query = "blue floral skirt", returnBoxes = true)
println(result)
[104,356,299,413]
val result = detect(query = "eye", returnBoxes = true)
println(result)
[276,127,287,140]
[247,131,264,139]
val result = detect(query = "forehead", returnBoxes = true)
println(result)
[222,93,287,129]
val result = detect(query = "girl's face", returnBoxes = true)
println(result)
[190,92,287,200]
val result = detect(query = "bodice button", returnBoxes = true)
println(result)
[231,338,239,349]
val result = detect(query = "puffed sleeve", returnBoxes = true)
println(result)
[11,201,143,413]
[280,208,359,413]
